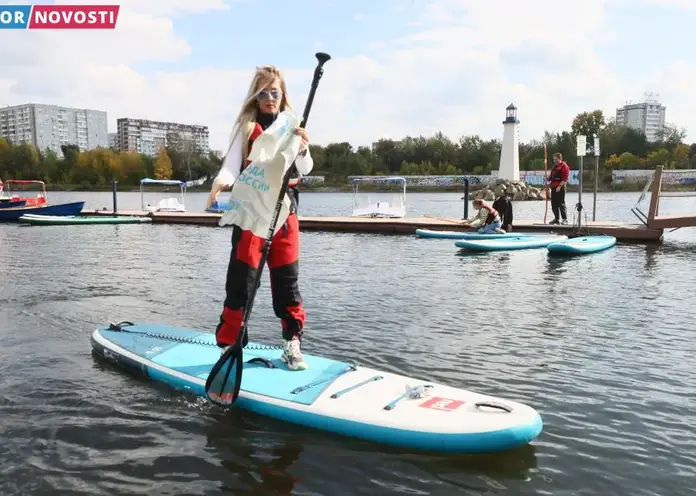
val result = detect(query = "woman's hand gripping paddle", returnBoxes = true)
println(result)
[205,52,332,408]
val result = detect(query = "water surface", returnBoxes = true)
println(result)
[1,191,695,495]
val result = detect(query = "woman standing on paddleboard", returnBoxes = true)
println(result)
[206,65,312,371]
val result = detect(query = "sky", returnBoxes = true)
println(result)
[0,0,695,153]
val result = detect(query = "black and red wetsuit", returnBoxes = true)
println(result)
[215,111,309,348]
[548,160,570,223]
[492,195,513,231]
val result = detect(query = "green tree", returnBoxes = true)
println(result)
[571,110,606,154]
[598,122,650,158]
[672,143,690,169]
[646,148,670,168]
[654,123,686,152]
[0,115,694,190]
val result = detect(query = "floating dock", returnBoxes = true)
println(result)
[74,164,696,244]
[80,209,665,242]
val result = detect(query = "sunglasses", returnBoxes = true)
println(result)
[257,89,282,101]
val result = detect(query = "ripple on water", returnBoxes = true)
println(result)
[1,204,696,495]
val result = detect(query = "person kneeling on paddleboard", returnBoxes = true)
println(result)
[462,199,505,234]
[206,65,312,371]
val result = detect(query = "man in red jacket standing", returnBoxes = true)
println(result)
[548,152,570,225]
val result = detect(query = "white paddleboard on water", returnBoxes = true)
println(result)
[91,322,543,454]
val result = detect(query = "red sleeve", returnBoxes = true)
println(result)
[561,164,570,181]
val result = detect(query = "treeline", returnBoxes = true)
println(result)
[1,109,695,189]
[0,138,222,189]
[307,110,696,183]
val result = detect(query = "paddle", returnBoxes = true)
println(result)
[205,52,332,408]
[423,214,463,224]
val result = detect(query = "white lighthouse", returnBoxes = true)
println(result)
[498,103,520,181]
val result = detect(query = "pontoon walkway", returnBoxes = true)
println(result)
[80,209,664,242]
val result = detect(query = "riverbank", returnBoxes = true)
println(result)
[39,181,693,194]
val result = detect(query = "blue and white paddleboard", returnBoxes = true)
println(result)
[547,235,617,255]
[454,235,568,252]
[91,322,543,454]
[415,229,538,240]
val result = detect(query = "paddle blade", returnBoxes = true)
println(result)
[205,347,243,407]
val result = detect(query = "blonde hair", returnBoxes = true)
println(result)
[231,65,292,162]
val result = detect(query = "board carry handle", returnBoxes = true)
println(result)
[247,357,276,368]
[475,401,513,413]
[290,363,358,395]
[108,321,134,330]
[330,375,383,399]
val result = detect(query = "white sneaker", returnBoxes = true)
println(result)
[281,336,308,371]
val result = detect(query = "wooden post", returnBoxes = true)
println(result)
[647,165,663,228]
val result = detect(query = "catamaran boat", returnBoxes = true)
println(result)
[140,178,187,213]
[0,179,47,206]
[350,176,407,218]
[0,178,85,220]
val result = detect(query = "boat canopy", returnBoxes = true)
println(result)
[140,178,186,187]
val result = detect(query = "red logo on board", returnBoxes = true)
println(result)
[419,397,465,412]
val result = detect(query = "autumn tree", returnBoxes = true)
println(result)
[118,151,147,183]
[154,147,173,180]
[605,152,645,170]
[74,148,119,185]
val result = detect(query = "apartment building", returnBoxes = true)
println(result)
[116,118,210,157]
[0,103,108,157]
[615,94,666,142]
[108,132,118,149]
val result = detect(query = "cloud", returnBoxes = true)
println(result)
[316,0,628,145]
[645,61,696,131]
[642,0,696,9]
[52,0,232,16]
[0,0,693,156]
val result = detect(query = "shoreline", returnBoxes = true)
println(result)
[40,184,691,194]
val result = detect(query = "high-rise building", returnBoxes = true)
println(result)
[108,132,118,149]
[116,118,210,157]
[0,103,108,157]
[615,93,666,142]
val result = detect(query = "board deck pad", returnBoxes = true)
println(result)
[99,324,354,405]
